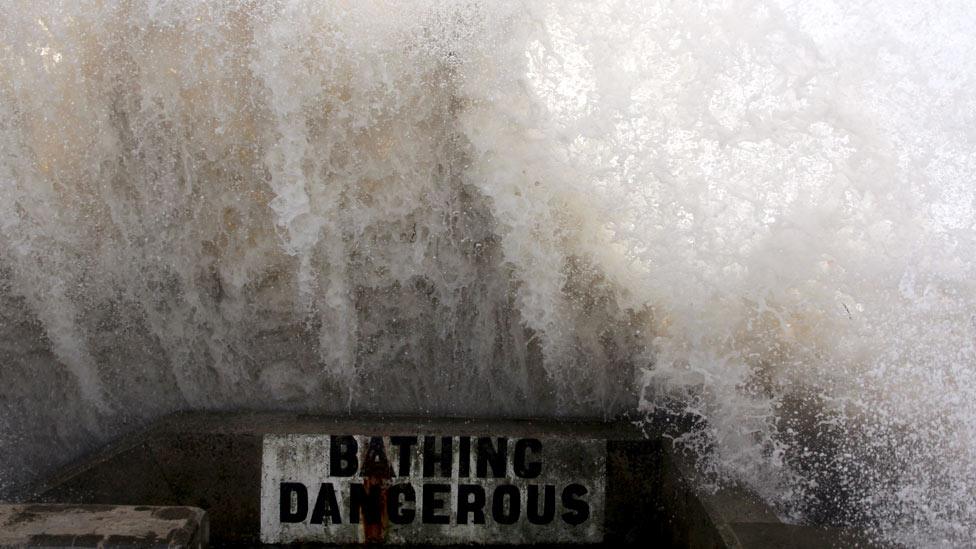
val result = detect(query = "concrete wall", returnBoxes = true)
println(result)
[27,412,872,547]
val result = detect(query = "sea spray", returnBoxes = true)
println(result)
[1,1,975,545]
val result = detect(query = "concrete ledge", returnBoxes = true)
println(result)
[658,444,880,548]
[27,412,870,547]
[0,504,208,548]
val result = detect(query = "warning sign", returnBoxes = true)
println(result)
[260,434,606,544]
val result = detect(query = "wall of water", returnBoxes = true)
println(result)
[1,1,974,545]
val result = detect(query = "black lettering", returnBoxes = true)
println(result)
[363,436,393,477]
[514,438,542,478]
[457,484,486,525]
[423,436,453,478]
[330,435,358,477]
[492,484,521,524]
[477,437,507,478]
[422,483,451,524]
[279,482,308,523]
[309,483,342,525]
[561,483,590,526]
[387,483,416,525]
[390,436,418,477]
[349,483,383,524]
[527,484,555,525]
[458,436,471,477]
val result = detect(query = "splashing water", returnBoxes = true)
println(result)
[2,1,975,545]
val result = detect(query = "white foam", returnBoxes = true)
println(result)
[1,1,974,543]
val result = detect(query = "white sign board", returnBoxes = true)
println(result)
[261,434,606,544]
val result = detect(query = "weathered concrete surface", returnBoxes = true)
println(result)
[261,434,606,544]
[655,444,880,548]
[28,412,873,547]
[33,413,651,545]
[0,504,207,548]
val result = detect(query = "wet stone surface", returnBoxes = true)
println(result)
[29,412,869,547]
[0,504,208,548]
